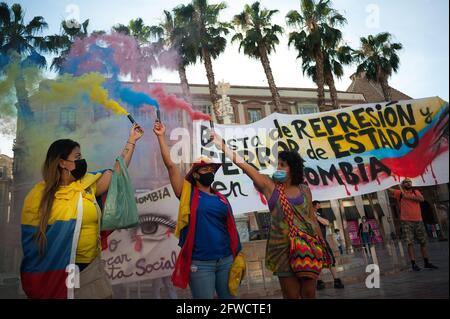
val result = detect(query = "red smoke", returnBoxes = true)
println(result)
[149,85,211,121]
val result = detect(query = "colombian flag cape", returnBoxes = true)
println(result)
[171,180,240,289]
[20,173,101,299]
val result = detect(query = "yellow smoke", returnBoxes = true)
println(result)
[34,72,128,115]
[90,85,128,115]
[0,55,42,118]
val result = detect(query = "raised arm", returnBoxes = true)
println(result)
[153,121,184,198]
[96,123,144,196]
[211,132,274,199]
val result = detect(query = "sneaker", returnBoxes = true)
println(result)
[412,264,421,272]
[334,278,345,289]
[316,280,325,290]
[424,263,438,270]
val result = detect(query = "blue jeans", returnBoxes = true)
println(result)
[361,233,372,256]
[189,255,234,299]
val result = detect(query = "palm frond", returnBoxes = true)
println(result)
[286,10,303,27]
[0,2,11,26]
[25,16,48,35]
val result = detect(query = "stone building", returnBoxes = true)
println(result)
[0,154,14,272]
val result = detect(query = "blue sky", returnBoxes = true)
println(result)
[1,0,449,156]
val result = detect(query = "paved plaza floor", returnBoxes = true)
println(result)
[1,241,447,299]
[315,240,449,299]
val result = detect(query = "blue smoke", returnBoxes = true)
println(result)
[62,42,159,110]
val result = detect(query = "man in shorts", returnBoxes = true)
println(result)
[388,178,438,271]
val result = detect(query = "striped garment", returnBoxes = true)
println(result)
[20,173,101,299]
[266,184,329,279]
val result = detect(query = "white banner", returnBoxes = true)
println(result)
[101,185,181,285]
[192,97,449,214]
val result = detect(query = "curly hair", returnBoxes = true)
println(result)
[278,150,305,185]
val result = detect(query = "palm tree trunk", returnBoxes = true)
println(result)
[14,75,33,118]
[326,73,339,109]
[314,48,326,110]
[380,78,392,102]
[258,45,282,112]
[201,47,221,123]
[178,64,192,104]
[11,73,34,229]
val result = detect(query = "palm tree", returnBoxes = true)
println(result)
[286,0,346,110]
[302,44,353,108]
[150,10,198,103]
[113,18,151,46]
[232,2,283,112]
[174,0,230,123]
[353,32,402,101]
[50,19,89,73]
[0,2,62,118]
[112,18,159,81]
[0,2,65,229]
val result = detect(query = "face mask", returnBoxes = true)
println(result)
[272,170,287,183]
[68,159,87,180]
[196,172,215,187]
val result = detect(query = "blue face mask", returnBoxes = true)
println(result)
[272,170,287,183]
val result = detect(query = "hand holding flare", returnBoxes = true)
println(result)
[126,114,144,136]
[210,130,225,150]
[153,121,166,137]
[129,123,144,142]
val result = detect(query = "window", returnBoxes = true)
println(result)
[60,108,76,131]
[248,109,262,123]
[0,166,4,178]
[198,104,212,116]
[296,104,319,115]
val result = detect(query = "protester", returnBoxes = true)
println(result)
[313,201,344,290]
[388,178,438,271]
[335,229,344,255]
[153,121,242,299]
[211,132,329,299]
[358,216,375,260]
[20,124,144,299]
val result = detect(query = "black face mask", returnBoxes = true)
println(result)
[196,172,215,187]
[68,159,87,180]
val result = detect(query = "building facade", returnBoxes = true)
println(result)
[0,154,14,272]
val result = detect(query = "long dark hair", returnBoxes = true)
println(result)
[36,139,80,256]
[278,150,305,185]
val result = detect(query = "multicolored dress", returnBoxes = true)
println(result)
[265,184,325,279]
